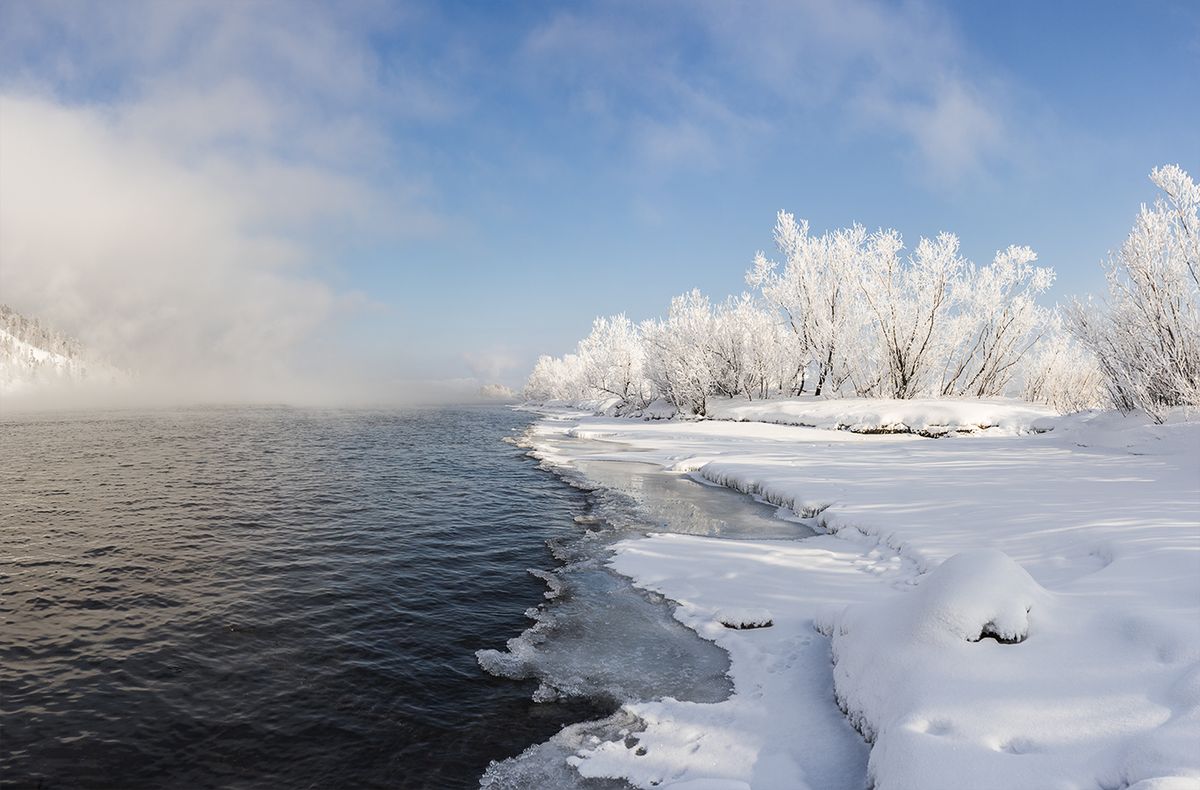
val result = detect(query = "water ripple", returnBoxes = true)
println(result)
[0,406,603,790]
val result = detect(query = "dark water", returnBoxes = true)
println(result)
[0,406,609,790]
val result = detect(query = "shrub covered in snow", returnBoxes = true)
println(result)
[1020,315,1107,413]
[1068,165,1200,422]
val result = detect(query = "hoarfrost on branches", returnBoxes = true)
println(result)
[642,290,719,416]
[577,314,651,407]
[1067,165,1200,422]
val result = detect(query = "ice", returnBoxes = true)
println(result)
[476,562,732,705]
[480,710,640,790]
[583,532,884,790]
[570,459,814,541]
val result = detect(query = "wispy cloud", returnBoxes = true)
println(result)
[857,76,1005,182]
[462,349,521,383]
[520,0,1011,183]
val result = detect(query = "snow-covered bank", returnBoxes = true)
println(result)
[707,395,1056,436]
[528,394,1060,436]
[518,405,1200,789]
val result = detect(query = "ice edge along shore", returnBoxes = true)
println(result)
[517,399,1200,790]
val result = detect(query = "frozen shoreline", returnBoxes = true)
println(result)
[506,401,1200,790]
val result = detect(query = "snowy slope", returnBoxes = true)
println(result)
[525,406,1200,790]
[0,327,85,392]
[0,306,123,396]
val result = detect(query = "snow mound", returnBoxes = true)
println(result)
[868,549,1038,644]
[825,549,1200,790]
[707,396,1056,436]
[1036,408,1200,456]
[634,398,678,420]
[827,550,1047,742]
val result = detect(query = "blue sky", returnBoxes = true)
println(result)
[1,0,1197,400]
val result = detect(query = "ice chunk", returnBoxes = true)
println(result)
[480,710,641,790]
[477,564,731,705]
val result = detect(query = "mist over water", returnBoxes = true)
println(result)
[1,406,609,789]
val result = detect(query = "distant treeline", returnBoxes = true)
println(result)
[1,304,86,361]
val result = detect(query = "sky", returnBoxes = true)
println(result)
[1,0,1197,403]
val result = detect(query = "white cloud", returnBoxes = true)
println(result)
[462,349,521,383]
[866,78,1006,182]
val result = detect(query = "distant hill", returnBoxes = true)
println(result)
[0,305,125,395]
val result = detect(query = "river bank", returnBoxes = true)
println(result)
[497,402,1200,789]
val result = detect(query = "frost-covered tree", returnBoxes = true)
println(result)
[941,246,1055,397]
[748,214,871,396]
[1022,312,1108,413]
[522,353,586,402]
[577,314,650,406]
[1068,165,1200,421]
[763,319,807,398]
[743,297,803,399]
[642,290,717,415]
[706,297,749,399]
[523,204,1130,414]
[708,294,786,400]
[523,355,552,401]
[857,231,962,399]
[1,304,86,360]
[749,215,1062,401]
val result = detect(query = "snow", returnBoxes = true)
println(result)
[706,395,1057,435]
[575,532,891,790]
[519,402,1200,789]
